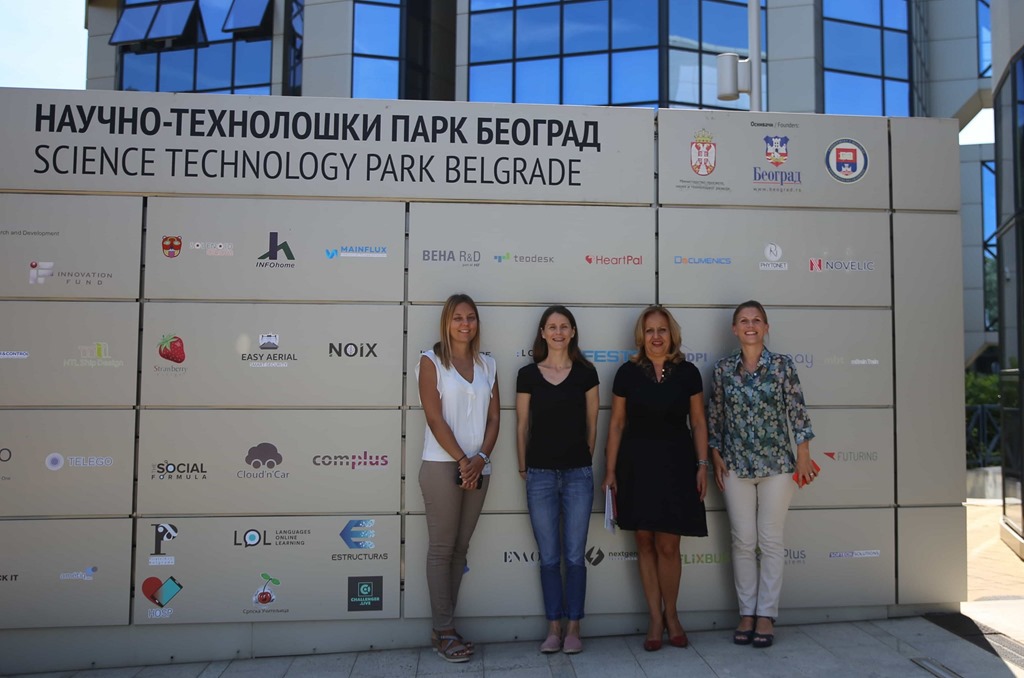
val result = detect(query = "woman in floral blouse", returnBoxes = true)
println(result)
[708,300,816,649]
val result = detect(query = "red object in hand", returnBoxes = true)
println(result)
[793,460,821,487]
[158,334,186,363]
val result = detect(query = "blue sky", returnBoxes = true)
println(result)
[0,0,994,144]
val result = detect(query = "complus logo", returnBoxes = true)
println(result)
[256,232,295,268]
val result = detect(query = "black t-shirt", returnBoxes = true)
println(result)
[516,362,600,469]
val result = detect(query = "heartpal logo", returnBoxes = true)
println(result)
[28,261,54,283]
[825,138,868,183]
[256,232,295,268]
[585,254,643,265]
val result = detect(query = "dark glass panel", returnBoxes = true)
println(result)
[195,42,232,90]
[979,0,992,76]
[110,5,158,44]
[668,48,698,104]
[823,0,880,25]
[517,5,560,58]
[1018,60,1024,216]
[611,48,657,103]
[883,0,907,29]
[472,0,513,9]
[702,0,747,55]
[223,0,271,31]
[564,0,608,54]
[159,49,195,91]
[824,71,882,115]
[148,1,196,40]
[516,58,560,103]
[470,10,513,62]
[352,56,399,98]
[234,38,271,86]
[701,52,747,109]
[518,0,553,5]
[883,29,907,79]
[199,0,233,41]
[235,85,271,95]
[996,78,1014,226]
[121,50,158,91]
[354,2,400,57]
[125,0,150,4]
[884,79,909,116]
[824,21,882,76]
[470,62,513,102]
[611,0,657,49]
[668,0,698,49]
[563,53,608,104]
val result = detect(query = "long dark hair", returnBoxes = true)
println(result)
[531,305,594,369]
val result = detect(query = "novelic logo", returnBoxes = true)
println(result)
[256,232,295,268]
[421,249,481,267]
[149,523,177,566]
[493,252,555,264]
[29,260,113,286]
[828,550,881,559]
[314,452,390,469]
[584,254,643,265]
[503,550,542,565]
[233,527,310,548]
[28,261,54,283]
[142,575,182,607]
[44,452,113,470]
[582,349,636,364]
[161,236,182,258]
[0,351,29,359]
[326,245,388,259]
[759,242,789,271]
[241,442,289,479]
[191,240,234,256]
[825,138,868,184]
[674,256,732,265]
[585,546,605,566]
[251,572,284,610]
[348,575,383,611]
[690,129,717,176]
[244,332,297,368]
[65,341,124,368]
[328,342,378,358]
[151,461,208,481]
[59,566,98,581]
[821,450,879,463]
[808,258,875,272]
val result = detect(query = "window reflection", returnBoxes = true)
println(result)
[353,56,399,99]
[702,1,746,54]
[564,1,608,54]
[470,63,513,102]
[612,49,657,103]
[611,0,658,49]
[824,22,882,75]
[563,54,608,104]
[122,51,157,91]
[516,59,560,103]
[354,2,400,57]
[825,71,883,116]
[517,6,561,58]
[471,10,514,62]
[159,49,195,91]
[978,0,991,77]
[669,49,699,104]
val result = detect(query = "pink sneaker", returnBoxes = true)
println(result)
[539,634,562,653]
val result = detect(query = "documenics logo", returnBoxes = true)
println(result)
[674,256,731,265]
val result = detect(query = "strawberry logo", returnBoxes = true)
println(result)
[158,335,186,364]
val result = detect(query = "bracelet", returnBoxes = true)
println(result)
[519,468,527,473]
[456,455,467,465]
[696,459,709,467]
[478,452,491,465]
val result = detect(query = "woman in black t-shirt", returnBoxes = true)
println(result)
[516,305,599,655]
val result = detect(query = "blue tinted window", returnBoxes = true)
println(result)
[195,42,232,90]
[824,21,881,75]
[703,0,746,54]
[125,0,150,4]
[701,52,747,110]
[883,29,907,79]
[470,10,513,62]
[825,71,882,115]
[234,38,271,86]
[518,0,553,5]
[352,57,398,98]
[883,0,907,29]
[122,51,157,91]
[159,49,195,91]
[470,62,513,102]
[564,1,607,54]
[979,0,992,77]
[472,0,512,9]
[983,161,997,240]
[563,53,608,104]
[149,1,196,40]
[611,48,657,103]
[668,49,698,103]
[517,5,560,58]
[611,0,657,49]
[199,0,233,41]
[516,58,560,103]
[668,0,698,49]
[823,0,879,24]
[354,3,400,57]
[235,85,271,95]
[223,0,271,31]
[884,79,909,116]
[110,5,157,44]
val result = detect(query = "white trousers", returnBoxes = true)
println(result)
[721,472,796,619]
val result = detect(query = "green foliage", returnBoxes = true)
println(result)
[965,371,999,406]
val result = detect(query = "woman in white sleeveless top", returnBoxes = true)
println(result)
[418,293,499,663]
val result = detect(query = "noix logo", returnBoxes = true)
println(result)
[256,232,295,268]
[585,546,605,566]
[328,342,378,358]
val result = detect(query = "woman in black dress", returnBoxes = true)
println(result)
[602,305,709,651]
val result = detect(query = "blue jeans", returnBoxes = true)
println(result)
[526,466,594,621]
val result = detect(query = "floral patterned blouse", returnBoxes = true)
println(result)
[707,348,814,478]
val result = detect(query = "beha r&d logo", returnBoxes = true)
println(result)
[161,236,182,258]
[28,261,54,283]
[421,249,481,267]
[690,129,716,176]
[759,242,789,271]
[825,138,868,183]
[256,232,295,269]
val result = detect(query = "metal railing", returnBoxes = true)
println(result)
[967,404,1002,467]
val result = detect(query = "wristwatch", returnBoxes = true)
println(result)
[478,452,491,465]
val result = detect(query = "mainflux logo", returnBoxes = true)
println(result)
[256,232,295,268]
[150,523,177,566]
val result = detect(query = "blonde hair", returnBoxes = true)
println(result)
[631,305,683,364]
[433,293,482,369]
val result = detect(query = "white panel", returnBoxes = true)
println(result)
[659,110,890,209]
[890,117,961,212]
[133,516,400,624]
[145,198,405,302]
[897,506,966,605]
[138,410,401,515]
[0,301,139,406]
[0,194,142,299]
[0,411,135,517]
[0,518,132,629]
[408,203,655,304]
[140,303,403,406]
[406,305,644,408]
[659,208,891,307]
[0,89,654,204]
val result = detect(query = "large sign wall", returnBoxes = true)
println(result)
[0,88,964,672]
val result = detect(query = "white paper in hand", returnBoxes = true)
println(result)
[604,486,616,533]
